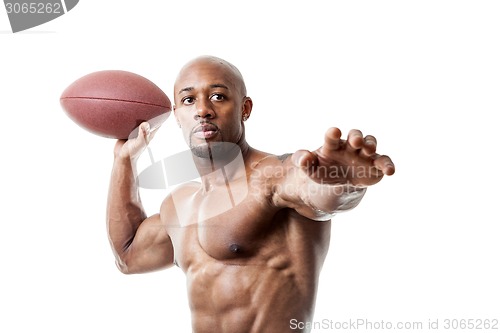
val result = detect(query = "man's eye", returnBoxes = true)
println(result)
[210,94,225,101]
[182,97,194,105]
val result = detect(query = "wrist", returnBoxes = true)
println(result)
[335,184,367,211]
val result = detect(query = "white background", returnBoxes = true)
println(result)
[1,1,499,332]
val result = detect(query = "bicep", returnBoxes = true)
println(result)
[118,213,174,274]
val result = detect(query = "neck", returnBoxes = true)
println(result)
[192,139,251,192]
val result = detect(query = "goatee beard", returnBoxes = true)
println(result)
[189,141,240,161]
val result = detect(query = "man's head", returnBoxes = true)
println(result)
[173,56,253,158]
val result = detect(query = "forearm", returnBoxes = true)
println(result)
[276,161,367,220]
[304,182,367,215]
[106,156,146,261]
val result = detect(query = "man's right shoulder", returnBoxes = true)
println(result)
[160,181,200,223]
[160,181,200,214]
[165,181,200,201]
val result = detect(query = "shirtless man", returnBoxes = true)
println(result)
[107,56,395,333]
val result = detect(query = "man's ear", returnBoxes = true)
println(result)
[241,97,253,121]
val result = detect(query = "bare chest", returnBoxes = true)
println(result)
[166,183,281,269]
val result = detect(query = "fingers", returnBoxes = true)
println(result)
[373,154,396,176]
[359,135,377,158]
[322,127,395,176]
[346,129,364,152]
[345,130,380,159]
[322,127,342,152]
[333,128,376,157]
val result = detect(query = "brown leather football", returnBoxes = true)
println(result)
[60,70,171,139]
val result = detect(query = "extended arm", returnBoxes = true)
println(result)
[273,127,395,221]
[107,123,174,274]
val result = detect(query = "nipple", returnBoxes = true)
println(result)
[229,243,242,254]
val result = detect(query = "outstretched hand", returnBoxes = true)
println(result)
[292,127,395,187]
[113,122,160,161]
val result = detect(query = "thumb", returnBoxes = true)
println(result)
[139,122,153,144]
[291,150,318,171]
[121,122,157,160]
[132,121,160,145]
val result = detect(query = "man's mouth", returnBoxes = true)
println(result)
[192,123,219,140]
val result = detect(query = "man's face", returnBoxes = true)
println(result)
[174,60,247,158]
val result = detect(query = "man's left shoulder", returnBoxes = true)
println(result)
[247,151,293,189]
[276,153,292,162]
[247,148,291,169]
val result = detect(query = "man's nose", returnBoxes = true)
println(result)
[195,99,215,120]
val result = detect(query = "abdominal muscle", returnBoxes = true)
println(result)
[187,254,317,333]
[173,210,331,333]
